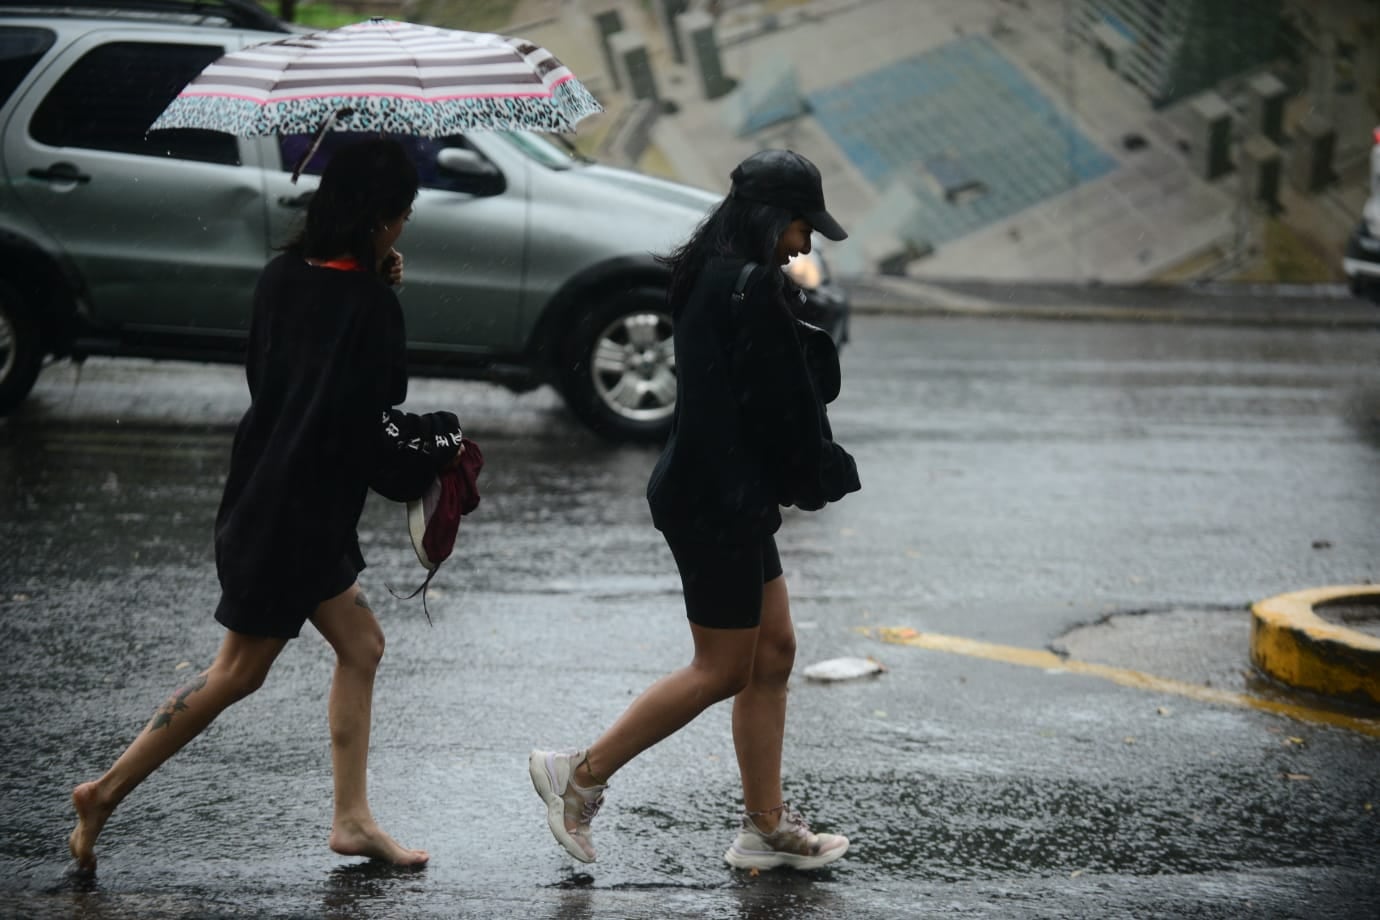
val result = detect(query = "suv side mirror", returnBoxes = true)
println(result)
[437,148,504,196]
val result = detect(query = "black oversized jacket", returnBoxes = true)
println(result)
[214,255,460,613]
[646,257,860,541]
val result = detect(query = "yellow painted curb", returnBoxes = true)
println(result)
[868,627,1380,737]
[1251,586,1380,707]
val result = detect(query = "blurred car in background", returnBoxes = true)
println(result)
[1342,127,1380,306]
[0,0,849,442]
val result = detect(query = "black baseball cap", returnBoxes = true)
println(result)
[729,149,848,241]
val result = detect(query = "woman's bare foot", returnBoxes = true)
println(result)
[329,817,429,867]
[68,782,114,872]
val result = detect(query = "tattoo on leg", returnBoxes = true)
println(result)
[149,673,208,731]
[354,590,371,611]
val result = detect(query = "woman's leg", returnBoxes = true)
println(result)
[68,629,288,871]
[722,575,847,871]
[730,575,796,833]
[309,584,428,866]
[533,537,767,862]
[533,621,760,862]
[575,622,760,787]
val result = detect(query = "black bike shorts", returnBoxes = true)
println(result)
[664,533,782,630]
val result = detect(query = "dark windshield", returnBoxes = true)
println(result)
[0,26,54,108]
[499,131,579,170]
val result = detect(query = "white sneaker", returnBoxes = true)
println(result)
[528,749,606,863]
[723,806,849,871]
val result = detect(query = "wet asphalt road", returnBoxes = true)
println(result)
[2,312,1379,919]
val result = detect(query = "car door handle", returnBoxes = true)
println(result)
[277,192,314,208]
[28,163,91,184]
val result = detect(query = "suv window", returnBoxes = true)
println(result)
[0,26,56,108]
[30,41,238,164]
[280,130,499,194]
[501,131,575,170]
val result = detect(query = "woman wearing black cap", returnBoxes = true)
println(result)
[530,149,860,871]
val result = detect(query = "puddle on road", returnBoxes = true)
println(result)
[842,762,1376,885]
[1314,596,1380,640]
[1051,607,1253,690]
[1051,606,1380,720]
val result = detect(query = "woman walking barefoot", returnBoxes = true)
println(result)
[530,150,860,871]
[69,139,463,873]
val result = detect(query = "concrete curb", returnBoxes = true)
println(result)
[1251,586,1380,707]
[842,275,1380,328]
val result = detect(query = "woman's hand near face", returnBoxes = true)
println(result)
[375,207,411,281]
[384,248,404,286]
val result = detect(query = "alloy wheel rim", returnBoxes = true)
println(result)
[589,310,676,424]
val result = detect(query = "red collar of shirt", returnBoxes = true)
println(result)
[308,257,365,272]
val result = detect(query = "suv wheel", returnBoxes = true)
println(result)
[0,282,43,415]
[560,287,676,442]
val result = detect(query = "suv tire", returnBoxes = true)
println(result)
[0,281,43,415]
[559,287,676,443]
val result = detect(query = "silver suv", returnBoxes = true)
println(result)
[0,1,849,441]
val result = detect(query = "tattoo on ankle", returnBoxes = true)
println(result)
[354,590,371,611]
[149,673,208,731]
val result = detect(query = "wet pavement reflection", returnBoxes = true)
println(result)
[2,315,1379,918]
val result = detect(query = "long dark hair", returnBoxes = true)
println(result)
[285,138,419,270]
[658,196,794,314]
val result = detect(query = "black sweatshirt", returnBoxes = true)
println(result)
[214,255,460,616]
[646,257,860,541]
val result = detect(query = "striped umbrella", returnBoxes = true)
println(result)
[149,18,603,139]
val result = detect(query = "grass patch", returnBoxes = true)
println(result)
[1235,218,1341,283]
[567,111,614,157]
[1151,246,1226,283]
[637,144,677,180]
[265,1,522,31]
[408,0,521,32]
[265,3,368,29]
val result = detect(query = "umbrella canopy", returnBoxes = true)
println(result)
[149,18,603,138]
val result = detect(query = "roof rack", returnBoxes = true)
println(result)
[0,0,289,32]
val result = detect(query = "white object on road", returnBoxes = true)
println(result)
[802,656,886,682]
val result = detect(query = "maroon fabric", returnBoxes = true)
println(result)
[422,437,483,566]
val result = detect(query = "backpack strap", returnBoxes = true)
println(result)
[731,261,759,302]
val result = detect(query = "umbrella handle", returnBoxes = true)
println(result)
[290,107,356,184]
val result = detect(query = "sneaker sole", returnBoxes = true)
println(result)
[723,838,849,871]
[406,500,435,570]
[527,750,595,864]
